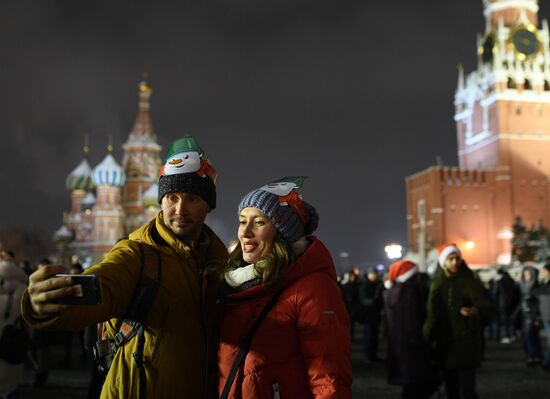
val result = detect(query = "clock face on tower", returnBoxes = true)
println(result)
[510,25,540,60]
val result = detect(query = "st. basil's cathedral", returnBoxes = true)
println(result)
[59,77,162,263]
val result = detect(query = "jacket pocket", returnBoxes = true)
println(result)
[272,381,281,399]
[146,304,170,361]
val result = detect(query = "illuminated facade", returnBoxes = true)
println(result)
[406,0,550,267]
[64,77,161,261]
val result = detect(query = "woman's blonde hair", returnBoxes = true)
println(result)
[226,232,297,283]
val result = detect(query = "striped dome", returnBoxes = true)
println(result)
[66,158,94,192]
[142,184,160,208]
[92,154,126,187]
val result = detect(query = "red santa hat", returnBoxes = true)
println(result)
[438,243,461,268]
[386,260,418,288]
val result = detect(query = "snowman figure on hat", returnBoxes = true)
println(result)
[160,135,217,182]
[260,176,309,225]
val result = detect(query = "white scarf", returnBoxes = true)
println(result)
[224,237,309,288]
[225,263,259,288]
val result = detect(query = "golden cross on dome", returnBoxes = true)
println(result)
[83,134,90,156]
[107,135,113,153]
[139,71,152,94]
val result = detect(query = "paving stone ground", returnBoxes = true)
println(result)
[16,329,550,398]
[350,326,550,398]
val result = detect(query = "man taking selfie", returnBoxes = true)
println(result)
[21,136,227,399]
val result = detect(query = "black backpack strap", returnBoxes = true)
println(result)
[125,243,162,323]
[220,287,285,399]
[93,242,162,396]
[134,242,161,399]
[114,242,161,399]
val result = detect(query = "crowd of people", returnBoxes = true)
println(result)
[0,251,93,398]
[0,135,548,398]
[338,247,550,399]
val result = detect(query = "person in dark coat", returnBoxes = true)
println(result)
[423,244,495,399]
[384,260,438,399]
[533,264,550,370]
[515,263,542,366]
[359,267,384,362]
[339,272,361,340]
[493,269,519,343]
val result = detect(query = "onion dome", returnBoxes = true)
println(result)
[53,224,73,244]
[66,158,94,192]
[92,153,126,187]
[81,192,96,212]
[66,136,94,192]
[142,184,160,208]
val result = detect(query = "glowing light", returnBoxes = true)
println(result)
[466,241,475,250]
[384,244,403,260]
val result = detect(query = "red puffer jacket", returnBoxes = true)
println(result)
[218,237,352,399]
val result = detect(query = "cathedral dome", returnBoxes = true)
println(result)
[66,158,94,192]
[142,183,159,208]
[92,153,126,187]
[53,224,73,243]
[81,192,96,212]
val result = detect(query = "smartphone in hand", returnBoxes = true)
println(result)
[52,274,102,305]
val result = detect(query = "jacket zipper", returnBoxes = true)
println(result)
[194,252,209,396]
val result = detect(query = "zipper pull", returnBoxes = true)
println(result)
[272,381,281,399]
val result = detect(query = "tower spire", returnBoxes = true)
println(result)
[457,64,465,92]
[120,74,162,234]
[124,73,155,141]
[107,135,113,153]
[139,71,152,105]
[83,134,90,158]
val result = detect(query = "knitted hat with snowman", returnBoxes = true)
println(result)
[238,176,319,244]
[158,136,217,208]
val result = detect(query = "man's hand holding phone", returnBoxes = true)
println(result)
[28,264,101,315]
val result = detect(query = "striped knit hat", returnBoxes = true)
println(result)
[238,177,319,244]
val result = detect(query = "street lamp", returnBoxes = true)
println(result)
[384,244,403,260]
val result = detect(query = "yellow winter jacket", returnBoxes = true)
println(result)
[21,212,228,398]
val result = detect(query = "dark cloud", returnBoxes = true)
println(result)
[1,1,548,269]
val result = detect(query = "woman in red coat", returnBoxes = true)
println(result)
[217,177,352,399]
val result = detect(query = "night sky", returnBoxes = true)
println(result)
[2,1,549,270]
